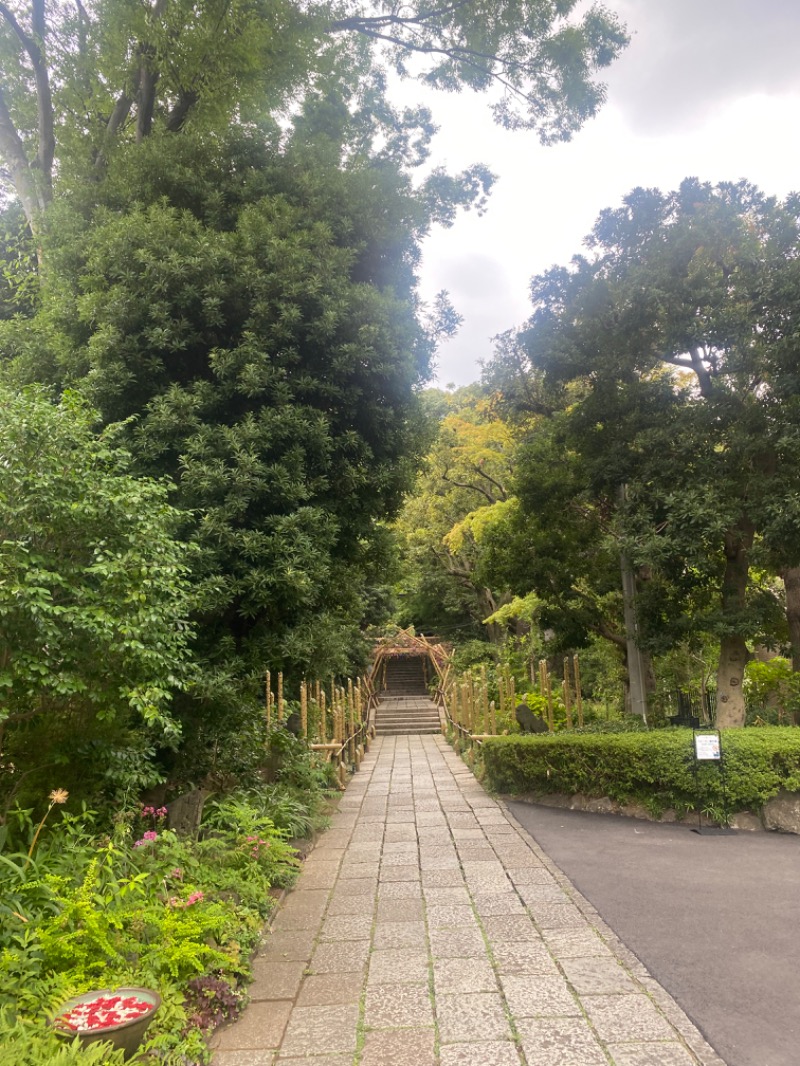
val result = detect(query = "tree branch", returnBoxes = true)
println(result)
[441,470,496,504]
[165,89,199,132]
[0,84,42,226]
[470,463,507,501]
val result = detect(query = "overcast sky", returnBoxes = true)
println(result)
[408,1,800,387]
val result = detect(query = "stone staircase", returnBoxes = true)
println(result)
[375,696,442,736]
[375,655,442,735]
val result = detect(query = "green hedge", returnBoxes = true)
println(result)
[480,728,800,817]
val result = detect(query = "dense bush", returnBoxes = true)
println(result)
[480,728,800,818]
[0,749,332,1065]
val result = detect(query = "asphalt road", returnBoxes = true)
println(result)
[505,801,800,1066]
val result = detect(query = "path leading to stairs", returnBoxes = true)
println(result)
[211,736,726,1066]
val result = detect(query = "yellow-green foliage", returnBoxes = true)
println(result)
[480,728,800,816]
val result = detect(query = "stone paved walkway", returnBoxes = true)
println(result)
[211,736,727,1066]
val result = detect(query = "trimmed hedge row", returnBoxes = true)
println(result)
[479,728,800,816]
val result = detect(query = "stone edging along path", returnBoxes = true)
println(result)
[211,735,727,1066]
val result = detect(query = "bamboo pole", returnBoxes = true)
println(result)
[265,670,272,732]
[348,679,356,763]
[300,680,308,738]
[481,666,489,735]
[563,658,573,729]
[542,661,554,731]
[573,654,584,728]
[277,671,284,723]
[319,690,327,743]
[489,699,497,735]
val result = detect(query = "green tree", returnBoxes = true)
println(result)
[0,385,194,811]
[394,386,516,640]
[490,179,800,727]
[0,0,627,229]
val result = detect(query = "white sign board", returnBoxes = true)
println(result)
[695,734,721,761]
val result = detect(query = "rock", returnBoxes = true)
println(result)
[167,788,212,837]
[762,790,800,834]
[515,704,548,734]
[729,811,762,832]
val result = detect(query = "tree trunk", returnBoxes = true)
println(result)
[715,521,755,728]
[783,566,800,672]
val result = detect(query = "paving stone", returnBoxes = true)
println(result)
[515,1017,608,1066]
[383,838,419,853]
[429,925,488,958]
[492,941,560,977]
[277,1056,351,1066]
[345,843,382,861]
[436,991,512,1043]
[542,930,613,959]
[438,1042,521,1066]
[433,956,499,994]
[262,930,317,962]
[419,853,461,870]
[212,1051,274,1066]
[278,1004,359,1057]
[516,884,571,905]
[499,975,581,1017]
[492,849,541,867]
[582,994,677,1042]
[365,982,434,1027]
[372,919,427,950]
[214,1002,293,1051]
[385,824,418,841]
[561,957,638,995]
[296,972,363,1006]
[368,948,430,985]
[482,915,540,942]
[249,959,306,1001]
[360,1028,436,1066]
[421,868,466,887]
[423,885,471,906]
[525,903,587,930]
[456,846,498,862]
[339,861,378,880]
[472,893,527,917]
[426,904,479,927]
[327,893,372,916]
[376,897,424,922]
[377,880,423,900]
[420,828,456,844]
[606,1044,700,1066]
[335,874,378,893]
[450,829,487,842]
[379,864,420,882]
[506,867,559,886]
[319,913,374,940]
[308,939,370,974]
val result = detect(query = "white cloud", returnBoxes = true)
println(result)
[406,3,800,387]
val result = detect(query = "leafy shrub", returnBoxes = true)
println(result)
[0,1012,126,1066]
[0,775,325,1064]
[480,728,800,818]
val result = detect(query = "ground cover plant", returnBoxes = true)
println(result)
[0,738,333,1064]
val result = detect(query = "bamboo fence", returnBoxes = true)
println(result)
[264,670,379,789]
[442,654,584,750]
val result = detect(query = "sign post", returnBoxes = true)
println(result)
[691,728,732,834]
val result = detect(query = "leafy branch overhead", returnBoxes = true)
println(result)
[0,0,627,226]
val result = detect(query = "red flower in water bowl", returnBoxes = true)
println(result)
[52,987,161,1060]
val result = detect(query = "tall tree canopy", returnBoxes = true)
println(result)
[488,179,800,726]
[0,0,627,228]
[394,386,516,639]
